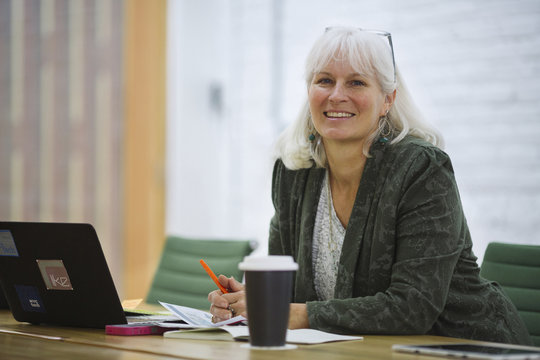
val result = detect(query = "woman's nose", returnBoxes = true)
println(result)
[328,83,347,102]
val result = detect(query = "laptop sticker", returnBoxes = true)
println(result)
[15,285,46,313]
[0,230,19,257]
[37,259,74,290]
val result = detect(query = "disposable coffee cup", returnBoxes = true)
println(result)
[238,255,298,349]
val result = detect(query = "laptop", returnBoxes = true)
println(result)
[0,221,130,328]
[0,287,8,309]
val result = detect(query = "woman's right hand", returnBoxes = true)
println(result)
[208,275,246,323]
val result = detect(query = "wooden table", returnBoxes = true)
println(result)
[0,309,516,360]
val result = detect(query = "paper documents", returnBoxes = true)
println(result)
[158,301,362,344]
[286,329,362,344]
[164,326,362,344]
[159,301,246,328]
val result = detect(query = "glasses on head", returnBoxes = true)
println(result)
[325,27,396,84]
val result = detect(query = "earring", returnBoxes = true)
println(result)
[307,110,316,142]
[310,135,323,159]
[378,114,392,143]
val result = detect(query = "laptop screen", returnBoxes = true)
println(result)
[0,222,127,328]
[0,287,8,309]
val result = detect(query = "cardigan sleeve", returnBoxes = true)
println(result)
[306,145,467,335]
[268,160,285,256]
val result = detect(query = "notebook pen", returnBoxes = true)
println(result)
[199,259,229,294]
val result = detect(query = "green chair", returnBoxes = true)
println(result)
[146,236,255,310]
[480,242,540,346]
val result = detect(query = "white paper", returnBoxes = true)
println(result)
[218,327,362,344]
[159,302,362,345]
[164,325,362,344]
[157,322,198,329]
[159,301,246,327]
[220,325,249,338]
[286,329,362,344]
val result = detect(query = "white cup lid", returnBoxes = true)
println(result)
[239,255,299,271]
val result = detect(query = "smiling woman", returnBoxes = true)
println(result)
[207,26,532,346]
[306,57,395,227]
[307,60,393,151]
[276,27,443,170]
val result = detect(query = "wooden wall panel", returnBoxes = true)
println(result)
[123,0,166,299]
[0,0,125,289]
[0,0,165,299]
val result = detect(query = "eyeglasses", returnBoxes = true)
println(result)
[325,27,396,83]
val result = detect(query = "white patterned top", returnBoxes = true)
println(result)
[312,171,346,301]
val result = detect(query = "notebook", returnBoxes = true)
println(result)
[0,221,135,328]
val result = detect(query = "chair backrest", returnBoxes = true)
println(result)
[480,242,540,346]
[146,236,255,310]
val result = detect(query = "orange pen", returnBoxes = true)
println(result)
[200,259,229,294]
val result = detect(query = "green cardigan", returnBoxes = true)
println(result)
[269,135,531,345]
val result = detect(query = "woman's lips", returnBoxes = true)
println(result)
[324,111,355,119]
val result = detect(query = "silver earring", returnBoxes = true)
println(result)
[379,114,392,137]
[378,114,392,144]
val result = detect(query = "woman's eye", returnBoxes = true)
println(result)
[350,80,366,87]
[316,78,333,85]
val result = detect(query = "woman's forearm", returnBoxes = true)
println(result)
[288,303,309,329]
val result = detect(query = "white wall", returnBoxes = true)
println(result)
[167,0,540,262]
[166,0,276,252]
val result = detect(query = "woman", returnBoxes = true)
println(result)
[208,26,531,345]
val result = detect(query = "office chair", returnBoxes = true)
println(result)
[480,242,540,346]
[146,236,256,310]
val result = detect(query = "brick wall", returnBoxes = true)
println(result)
[278,0,540,261]
[167,0,540,261]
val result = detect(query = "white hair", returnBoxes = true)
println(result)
[275,26,444,169]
